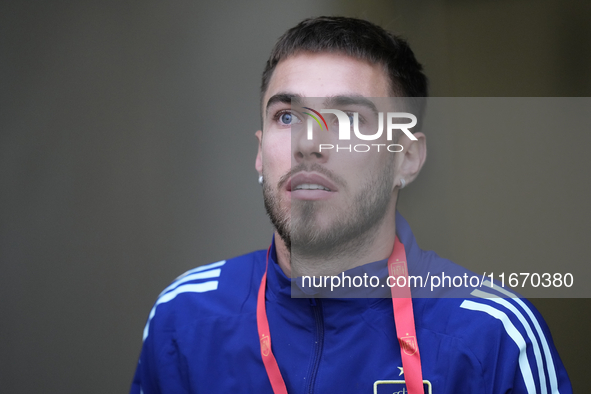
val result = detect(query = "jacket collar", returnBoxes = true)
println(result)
[265,211,424,304]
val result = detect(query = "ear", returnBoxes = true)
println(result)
[395,132,427,188]
[255,130,263,175]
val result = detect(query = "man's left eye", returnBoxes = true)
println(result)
[331,113,355,126]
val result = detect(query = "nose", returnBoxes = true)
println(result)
[293,117,332,164]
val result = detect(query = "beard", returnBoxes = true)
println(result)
[263,160,395,262]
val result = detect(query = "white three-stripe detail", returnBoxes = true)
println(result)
[159,269,221,297]
[460,300,536,394]
[482,280,560,394]
[471,289,548,394]
[143,260,226,341]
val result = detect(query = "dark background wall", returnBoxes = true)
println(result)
[1,0,589,392]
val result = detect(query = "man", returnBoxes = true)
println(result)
[131,17,572,393]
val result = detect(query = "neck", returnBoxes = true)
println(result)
[274,205,398,278]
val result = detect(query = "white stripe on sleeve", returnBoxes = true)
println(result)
[143,281,219,341]
[460,300,536,394]
[482,280,560,394]
[471,289,548,394]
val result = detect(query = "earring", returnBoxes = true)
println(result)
[400,178,406,189]
[258,175,263,185]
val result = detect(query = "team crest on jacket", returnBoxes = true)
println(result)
[373,380,432,394]
[400,335,417,356]
[389,261,407,277]
[260,334,270,357]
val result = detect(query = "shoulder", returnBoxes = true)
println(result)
[417,282,572,393]
[132,250,268,392]
[411,247,571,392]
[142,249,266,341]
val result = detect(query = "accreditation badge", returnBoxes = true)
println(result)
[373,380,432,394]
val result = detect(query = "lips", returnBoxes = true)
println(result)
[286,172,338,200]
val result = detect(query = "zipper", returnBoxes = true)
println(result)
[305,298,324,394]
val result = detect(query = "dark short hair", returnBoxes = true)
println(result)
[261,16,428,100]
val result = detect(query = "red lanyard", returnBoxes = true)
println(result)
[388,236,424,394]
[256,236,423,394]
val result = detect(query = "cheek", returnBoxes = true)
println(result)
[262,134,292,175]
[340,152,393,187]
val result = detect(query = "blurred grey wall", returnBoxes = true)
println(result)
[1,0,589,392]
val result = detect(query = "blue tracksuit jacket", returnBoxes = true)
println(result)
[131,213,572,393]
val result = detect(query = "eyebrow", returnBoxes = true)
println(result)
[324,95,379,117]
[265,93,302,116]
[264,93,379,117]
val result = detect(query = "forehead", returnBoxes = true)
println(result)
[262,52,390,110]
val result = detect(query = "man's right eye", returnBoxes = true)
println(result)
[277,111,301,126]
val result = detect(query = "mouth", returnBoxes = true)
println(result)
[286,172,337,200]
[293,183,331,191]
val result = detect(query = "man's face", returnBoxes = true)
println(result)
[256,52,397,259]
